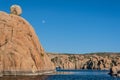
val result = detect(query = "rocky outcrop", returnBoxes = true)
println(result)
[10,5,22,16]
[48,53,120,70]
[0,6,55,75]
[109,66,120,77]
[109,58,120,77]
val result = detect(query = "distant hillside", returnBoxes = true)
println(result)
[47,52,120,55]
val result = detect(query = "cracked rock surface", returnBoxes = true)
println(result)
[0,12,55,75]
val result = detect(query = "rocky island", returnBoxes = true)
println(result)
[0,5,55,76]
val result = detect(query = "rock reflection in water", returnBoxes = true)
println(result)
[0,75,49,80]
[53,71,73,75]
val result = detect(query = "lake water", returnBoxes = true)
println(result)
[0,70,120,80]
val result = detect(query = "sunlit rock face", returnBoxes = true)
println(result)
[0,6,55,75]
[48,53,120,70]
[10,5,22,16]
[109,61,120,77]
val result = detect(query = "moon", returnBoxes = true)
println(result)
[42,20,46,24]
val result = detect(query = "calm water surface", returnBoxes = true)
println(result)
[0,70,120,80]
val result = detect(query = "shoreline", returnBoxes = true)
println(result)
[0,70,56,77]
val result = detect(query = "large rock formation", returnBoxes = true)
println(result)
[0,6,54,75]
[48,53,120,70]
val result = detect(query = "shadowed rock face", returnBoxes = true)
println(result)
[48,53,120,70]
[0,12,55,75]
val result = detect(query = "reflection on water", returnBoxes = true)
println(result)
[51,71,74,75]
[0,70,120,80]
[0,75,49,80]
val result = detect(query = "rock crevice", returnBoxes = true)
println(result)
[0,7,55,75]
